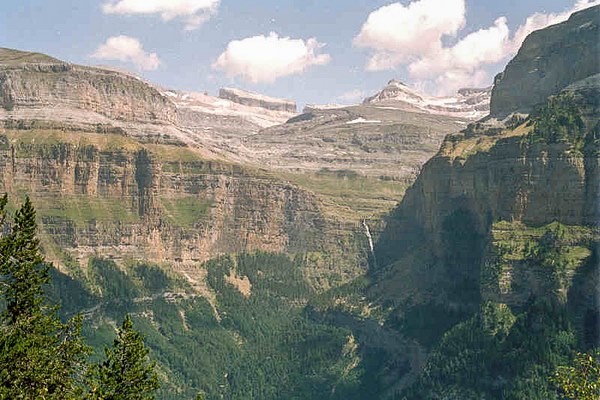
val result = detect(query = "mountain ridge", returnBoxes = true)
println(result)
[362,79,491,120]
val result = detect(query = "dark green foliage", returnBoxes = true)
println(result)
[0,196,161,399]
[89,258,140,300]
[528,93,586,151]
[204,253,358,400]
[133,264,171,294]
[0,196,90,399]
[52,252,365,399]
[403,300,575,400]
[47,268,95,315]
[399,221,597,400]
[88,315,159,400]
[392,301,467,348]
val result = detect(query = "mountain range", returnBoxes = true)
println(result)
[0,4,598,399]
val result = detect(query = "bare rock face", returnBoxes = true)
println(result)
[0,48,371,289]
[363,80,424,105]
[490,5,600,117]
[0,50,177,125]
[245,104,468,180]
[374,76,599,329]
[219,87,297,113]
[0,130,365,284]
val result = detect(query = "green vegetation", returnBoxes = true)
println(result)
[552,349,600,400]
[279,169,407,221]
[70,253,366,399]
[160,197,212,227]
[394,220,599,399]
[402,299,576,400]
[528,93,587,151]
[0,196,89,399]
[0,195,159,399]
[35,195,140,227]
[88,315,159,400]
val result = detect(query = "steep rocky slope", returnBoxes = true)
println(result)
[306,7,599,399]
[163,89,295,129]
[371,79,599,398]
[0,48,448,224]
[490,5,599,117]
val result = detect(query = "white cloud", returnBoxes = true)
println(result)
[509,0,599,53]
[212,32,331,84]
[355,0,599,94]
[102,0,219,30]
[354,0,466,69]
[91,35,161,71]
[336,89,366,103]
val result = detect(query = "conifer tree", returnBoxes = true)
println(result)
[89,314,159,400]
[0,196,89,399]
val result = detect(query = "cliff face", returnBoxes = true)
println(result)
[0,59,177,125]
[219,87,297,113]
[490,5,599,117]
[376,77,599,303]
[0,129,367,289]
[359,11,600,397]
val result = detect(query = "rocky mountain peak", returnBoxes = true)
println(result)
[363,80,424,104]
[363,79,491,120]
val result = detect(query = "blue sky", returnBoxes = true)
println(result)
[0,0,597,107]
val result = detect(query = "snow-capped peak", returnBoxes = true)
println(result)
[363,80,491,120]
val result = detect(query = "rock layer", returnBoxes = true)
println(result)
[219,87,296,113]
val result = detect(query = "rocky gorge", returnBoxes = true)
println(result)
[0,5,598,399]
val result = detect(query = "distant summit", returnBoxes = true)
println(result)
[0,47,62,66]
[219,87,296,113]
[363,79,491,120]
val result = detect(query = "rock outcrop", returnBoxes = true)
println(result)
[219,87,296,113]
[0,50,177,125]
[244,104,467,181]
[0,48,371,289]
[490,5,600,117]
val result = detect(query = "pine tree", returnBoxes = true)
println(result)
[0,196,89,399]
[89,314,159,400]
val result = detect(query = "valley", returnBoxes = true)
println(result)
[0,3,599,399]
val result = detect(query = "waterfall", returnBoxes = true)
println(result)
[362,219,376,267]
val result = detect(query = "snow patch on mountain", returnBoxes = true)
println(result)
[363,80,491,120]
[346,117,382,124]
[162,89,296,128]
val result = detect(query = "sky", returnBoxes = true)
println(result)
[0,0,598,108]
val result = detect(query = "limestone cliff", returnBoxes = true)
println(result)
[345,13,600,396]
[490,5,599,117]
[218,87,297,113]
[0,128,367,288]
[376,75,599,304]
[0,49,177,125]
